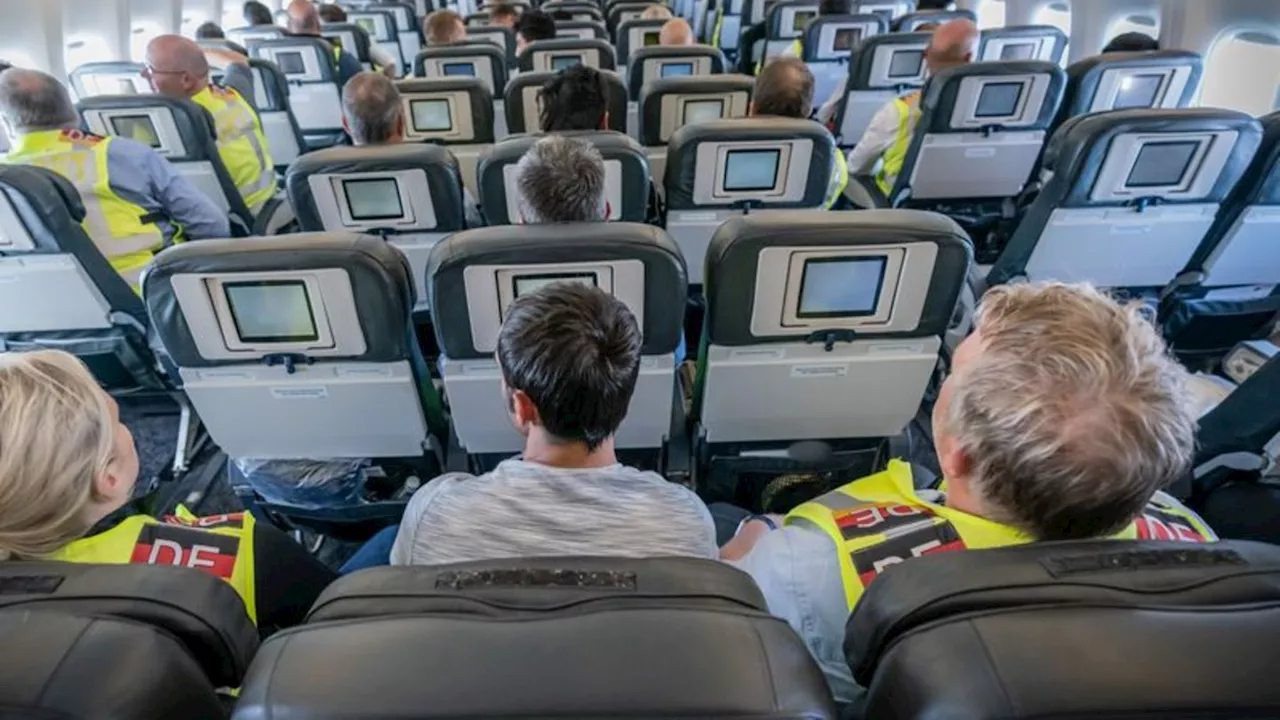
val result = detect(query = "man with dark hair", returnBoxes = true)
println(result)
[488,2,521,29]
[515,9,558,55]
[750,58,848,208]
[389,283,717,566]
[1103,31,1160,53]
[195,22,226,40]
[242,0,274,26]
[538,64,609,132]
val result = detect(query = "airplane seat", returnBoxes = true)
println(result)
[663,116,837,282]
[142,233,448,537]
[77,94,292,237]
[243,58,308,171]
[412,43,509,136]
[517,38,618,73]
[616,18,669,67]
[233,558,837,719]
[504,70,629,134]
[799,14,888,111]
[347,8,408,72]
[694,210,970,506]
[477,130,651,224]
[426,222,686,465]
[556,19,611,41]
[849,539,1280,719]
[1058,49,1203,127]
[710,0,749,54]
[988,108,1262,292]
[395,77,495,196]
[464,25,518,67]
[198,37,251,58]
[373,1,423,65]
[756,0,818,70]
[626,45,729,101]
[68,61,151,99]
[248,37,347,150]
[891,8,975,31]
[978,24,1069,65]
[286,143,469,315]
[225,25,285,48]
[465,11,493,26]
[638,74,753,191]
[607,2,656,31]
[321,22,376,71]
[831,32,930,147]
[546,4,607,25]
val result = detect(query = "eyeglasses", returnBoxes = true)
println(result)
[141,66,187,79]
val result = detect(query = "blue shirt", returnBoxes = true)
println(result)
[105,137,230,242]
[335,49,363,88]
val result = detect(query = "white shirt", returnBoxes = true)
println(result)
[369,45,401,78]
[846,97,910,175]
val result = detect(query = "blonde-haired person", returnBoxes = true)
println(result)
[641,4,674,20]
[721,282,1217,703]
[0,350,335,632]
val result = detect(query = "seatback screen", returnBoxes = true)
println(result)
[224,280,319,343]
[833,28,861,52]
[410,98,452,132]
[110,115,161,148]
[275,51,306,75]
[1126,140,1199,188]
[550,54,583,71]
[342,178,405,221]
[643,30,660,46]
[442,62,477,76]
[1000,42,1036,60]
[723,149,781,192]
[683,98,724,125]
[1113,74,1163,110]
[974,81,1023,118]
[513,273,598,297]
[792,10,815,32]
[660,62,694,77]
[797,256,886,318]
[887,49,923,78]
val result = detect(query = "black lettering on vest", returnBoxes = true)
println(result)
[836,502,934,541]
[131,524,241,580]
[852,521,965,587]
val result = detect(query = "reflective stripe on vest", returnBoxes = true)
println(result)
[50,509,258,624]
[786,459,1215,612]
[875,90,920,197]
[192,86,276,213]
[825,146,849,209]
[4,129,167,288]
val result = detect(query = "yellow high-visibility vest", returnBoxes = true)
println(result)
[191,85,276,213]
[875,90,921,197]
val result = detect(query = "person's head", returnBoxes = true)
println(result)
[144,35,211,98]
[425,9,467,44]
[750,57,814,118]
[818,0,849,16]
[515,10,557,54]
[0,68,80,135]
[659,18,694,46]
[641,4,674,20]
[514,135,607,223]
[286,0,322,35]
[195,21,226,40]
[489,2,520,29]
[538,64,609,131]
[0,351,139,560]
[497,284,643,454]
[0,60,12,74]
[1103,32,1160,53]
[932,283,1195,541]
[924,18,979,74]
[341,71,405,144]
[243,0,274,26]
[317,3,347,23]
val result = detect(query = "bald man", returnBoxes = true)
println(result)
[286,0,363,87]
[659,18,694,46]
[846,18,978,194]
[145,35,276,214]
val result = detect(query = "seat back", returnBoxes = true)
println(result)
[616,18,668,67]
[504,70,629,134]
[664,117,836,280]
[427,223,686,456]
[375,1,423,64]
[607,1,654,30]
[557,19,610,40]
[234,558,836,719]
[546,3,607,23]
[639,74,754,145]
[413,43,509,96]
[758,0,818,67]
[517,37,617,72]
[849,540,1280,719]
[833,32,929,145]
[199,38,250,58]
[800,14,888,110]
[396,78,494,194]
[478,130,651,224]
[626,45,728,101]
[286,144,469,311]
[893,8,974,31]
[321,22,375,69]
[699,210,969,444]
[226,24,285,47]
[891,60,1066,204]
[979,24,1069,64]
[77,94,255,227]
[68,61,151,99]
[465,25,517,65]
[991,108,1262,289]
[143,233,441,458]
[249,37,345,148]
[1060,49,1203,124]
[348,8,407,71]
[246,58,308,168]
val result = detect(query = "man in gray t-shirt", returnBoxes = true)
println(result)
[390,284,717,566]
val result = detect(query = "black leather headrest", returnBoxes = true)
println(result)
[286,144,468,233]
[848,540,1280,718]
[0,562,258,688]
[143,233,416,368]
[396,77,496,143]
[626,45,729,101]
[503,70,628,133]
[516,37,617,71]
[320,22,374,61]
[846,31,931,90]
[918,60,1066,133]
[638,74,754,146]
[427,222,687,359]
[704,210,972,345]
[1062,49,1203,120]
[800,14,889,62]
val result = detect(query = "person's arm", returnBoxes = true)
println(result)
[140,146,231,239]
[369,45,401,78]
[252,521,338,631]
[846,100,904,175]
[337,51,364,87]
[720,514,784,561]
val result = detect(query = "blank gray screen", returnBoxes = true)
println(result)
[798,257,886,318]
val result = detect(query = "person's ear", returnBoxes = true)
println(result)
[509,389,540,432]
[600,109,609,129]
[935,431,971,485]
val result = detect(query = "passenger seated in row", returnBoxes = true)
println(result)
[342,72,484,227]
[489,3,521,30]
[516,10,558,55]
[539,64,609,131]
[318,3,400,77]
[753,58,848,208]
[196,22,226,40]
[0,350,336,632]
[660,18,695,46]
[243,0,274,27]
[425,9,468,46]
[847,18,977,196]
[145,35,277,214]
[0,68,228,286]
[723,282,1216,702]
[389,283,717,564]
[285,0,362,88]
[642,4,674,20]
[515,134,608,222]
[1104,31,1160,53]
[780,0,847,59]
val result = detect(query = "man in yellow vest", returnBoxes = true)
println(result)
[847,18,978,197]
[722,282,1216,703]
[144,35,277,215]
[750,58,848,208]
[0,68,228,287]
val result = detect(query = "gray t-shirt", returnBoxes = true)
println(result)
[390,459,719,565]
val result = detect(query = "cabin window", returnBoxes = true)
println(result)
[977,0,1006,30]
[1105,12,1159,48]
[64,35,112,72]
[181,14,211,38]
[130,23,164,62]
[1201,30,1280,116]
[1033,1,1071,36]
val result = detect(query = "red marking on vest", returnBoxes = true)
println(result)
[1135,512,1205,543]
[853,521,966,587]
[59,129,103,146]
[836,503,931,540]
[129,524,241,580]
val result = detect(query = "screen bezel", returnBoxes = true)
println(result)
[409,98,454,132]
[973,80,1025,119]
[999,41,1036,60]
[511,272,601,299]
[549,54,583,71]
[832,27,861,52]
[1112,73,1165,110]
[795,256,888,319]
[886,49,923,78]
[222,279,321,344]
[341,178,408,222]
[1123,139,1202,189]
[723,148,782,192]
[442,62,477,76]
[275,50,307,75]
[109,114,161,148]
[682,98,725,125]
